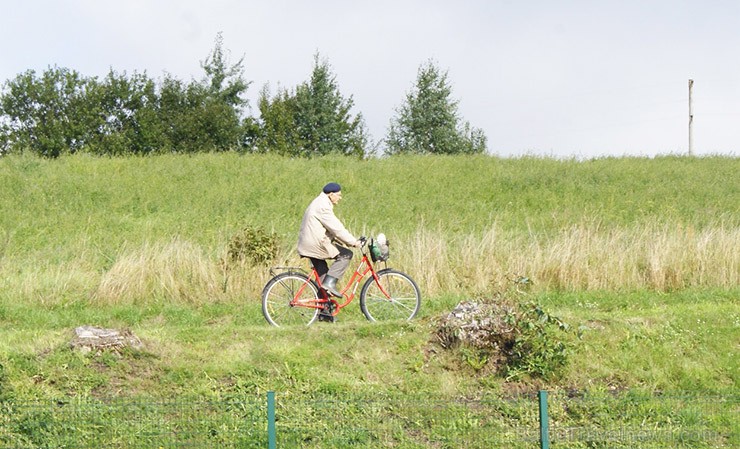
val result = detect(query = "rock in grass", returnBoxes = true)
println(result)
[70,325,143,354]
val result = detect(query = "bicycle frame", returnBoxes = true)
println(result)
[291,249,391,317]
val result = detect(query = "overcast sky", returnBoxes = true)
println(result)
[2,0,739,158]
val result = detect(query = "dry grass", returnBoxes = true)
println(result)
[83,220,739,305]
[91,237,281,305]
[405,221,739,294]
[93,237,223,305]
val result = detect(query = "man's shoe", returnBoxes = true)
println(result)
[322,276,343,298]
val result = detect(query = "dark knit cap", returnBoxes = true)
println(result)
[323,182,341,193]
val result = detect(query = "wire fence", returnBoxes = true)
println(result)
[0,397,266,448]
[546,391,738,448]
[273,393,540,448]
[1,391,737,448]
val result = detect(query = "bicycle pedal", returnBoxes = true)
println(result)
[317,312,336,323]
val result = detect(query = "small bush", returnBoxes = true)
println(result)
[504,301,572,380]
[226,226,279,265]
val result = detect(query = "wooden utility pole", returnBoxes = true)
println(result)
[688,79,694,156]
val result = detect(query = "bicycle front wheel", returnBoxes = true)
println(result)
[261,272,320,326]
[360,269,421,322]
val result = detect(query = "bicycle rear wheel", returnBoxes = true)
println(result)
[261,272,320,326]
[360,269,421,322]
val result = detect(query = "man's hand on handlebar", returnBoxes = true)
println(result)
[357,236,367,247]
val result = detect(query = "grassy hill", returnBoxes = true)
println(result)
[2,152,737,301]
[0,153,737,446]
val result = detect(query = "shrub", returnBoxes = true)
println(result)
[226,226,279,266]
[504,301,572,380]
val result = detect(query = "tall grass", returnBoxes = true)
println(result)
[422,220,739,293]
[1,153,738,305]
[93,237,223,305]
[3,220,736,306]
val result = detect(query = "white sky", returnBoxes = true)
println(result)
[2,0,739,158]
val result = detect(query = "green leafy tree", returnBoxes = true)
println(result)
[152,76,242,153]
[385,60,487,155]
[0,67,167,157]
[155,76,202,153]
[256,54,367,157]
[0,67,96,157]
[0,33,253,157]
[197,32,252,151]
[293,54,367,156]
[85,70,163,155]
[202,32,251,111]
[254,85,299,155]
[150,34,253,153]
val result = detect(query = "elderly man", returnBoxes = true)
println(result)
[297,182,362,301]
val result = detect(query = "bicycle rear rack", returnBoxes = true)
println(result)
[268,266,308,277]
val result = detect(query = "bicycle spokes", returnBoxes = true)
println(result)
[360,270,421,322]
[261,272,320,326]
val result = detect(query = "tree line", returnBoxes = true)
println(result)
[0,34,486,158]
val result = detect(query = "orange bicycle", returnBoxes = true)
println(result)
[261,236,421,326]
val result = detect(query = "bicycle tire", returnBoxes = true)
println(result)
[360,269,421,322]
[261,272,320,326]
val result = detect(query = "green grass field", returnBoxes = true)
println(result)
[0,153,738,446]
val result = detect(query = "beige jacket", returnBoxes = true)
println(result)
[297,193,358,259]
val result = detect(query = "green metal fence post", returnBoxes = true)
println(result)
[539,390,550,449]
[268,391,276,449]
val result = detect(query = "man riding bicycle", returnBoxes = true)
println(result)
[260,181,420,327]
[297,182,362,304]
